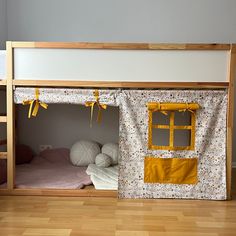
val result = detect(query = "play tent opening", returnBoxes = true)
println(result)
[1,88,120,191]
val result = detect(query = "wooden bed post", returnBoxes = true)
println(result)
[6,41,15,190]
[227,44,236,199]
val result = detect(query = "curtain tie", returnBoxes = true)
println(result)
[178,103,194,113]
[22,88,48,118]
[152,103,168,116]
[85,90,107,127]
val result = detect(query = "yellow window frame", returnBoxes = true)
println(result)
[147,103,200,151]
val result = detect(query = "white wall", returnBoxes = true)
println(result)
[1,0,236,160]
[0,0,7,49]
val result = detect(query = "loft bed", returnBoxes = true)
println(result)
[0,42,235,199]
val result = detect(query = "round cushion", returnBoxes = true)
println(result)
[101,143,119,165]
[95,153,112,168]
[70,140,100,166]
[16,144,34,165]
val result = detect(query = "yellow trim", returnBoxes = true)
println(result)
[152,125,170,129]
[173,125,192,129]
[22,88,48,118]
[147,102,199,151]
[144,157,198,184]
[190,111,196,150]
[85,90,107,127]
[153,125,192,130]
[148,109,153,149]
[147,102,200,111]
[149,145,193,151]
[169,111,175,148]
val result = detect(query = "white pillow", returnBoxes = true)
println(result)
[70,140,100,166]
[95,153,112,168]
[101,143,119,165]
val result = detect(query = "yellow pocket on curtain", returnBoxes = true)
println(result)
[144,157,198,184]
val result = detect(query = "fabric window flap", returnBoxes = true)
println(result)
[144,157,198,184]
[147,102,200,111]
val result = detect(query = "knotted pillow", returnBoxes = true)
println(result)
[70,140,100,166]
[95,153,112,168]
[101,143,119,165]
[16,144,34,165]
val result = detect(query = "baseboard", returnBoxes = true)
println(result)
[233,162,236,168]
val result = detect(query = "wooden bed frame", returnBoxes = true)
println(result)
[0,42,235,199]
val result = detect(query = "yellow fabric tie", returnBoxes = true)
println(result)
[178,103,194,113]
[151,103,168,116]
[147,102,200,112]
[22,88,48,118]
[85,90,107,127]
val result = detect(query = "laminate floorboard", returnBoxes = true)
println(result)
[0,169,235,236]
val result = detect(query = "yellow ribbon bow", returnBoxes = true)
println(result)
[85,90,107,127]
[178,103,194,113]
[152,103,168,116]
[22,88,48,118]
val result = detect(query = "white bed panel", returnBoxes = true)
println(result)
[14,48,229,82]
[0,50,6,80]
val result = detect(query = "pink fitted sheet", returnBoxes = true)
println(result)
[1,148,92,189]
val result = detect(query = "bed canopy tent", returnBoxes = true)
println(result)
[0,42,235,199]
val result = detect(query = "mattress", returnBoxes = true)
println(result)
[0,148,93,189]
[0,50,6,80]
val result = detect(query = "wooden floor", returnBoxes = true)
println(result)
[0,170,235,236]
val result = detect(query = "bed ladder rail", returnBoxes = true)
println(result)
[0,94,7,173]
[0,112,7,160]
[0,116,7,123]
[0,88,7,193]
[0,151,7,159]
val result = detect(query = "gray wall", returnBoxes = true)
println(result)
[6,0,236,43]
[0,0,7,152]
[17,104,119,154]
[0,0,7,49]
[1,0,236,159]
